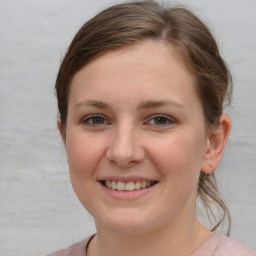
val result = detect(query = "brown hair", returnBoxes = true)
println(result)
[55,0,232,234]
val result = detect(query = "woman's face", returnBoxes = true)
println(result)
[63,40,213,235]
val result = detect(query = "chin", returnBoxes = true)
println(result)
[95,208,155,236]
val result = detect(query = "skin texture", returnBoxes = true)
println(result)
[58,40,231,256]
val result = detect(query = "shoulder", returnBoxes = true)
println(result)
[214,233,256,256]
[47,235,94,256]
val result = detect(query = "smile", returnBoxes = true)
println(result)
[101,180,157,191]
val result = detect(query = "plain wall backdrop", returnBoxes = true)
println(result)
[0,0,255,255]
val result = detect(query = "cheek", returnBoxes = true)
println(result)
[66,130,106,179]
[65,130,108,211]
[149,132,205,184]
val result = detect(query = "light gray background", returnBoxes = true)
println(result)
[0,0,255,255]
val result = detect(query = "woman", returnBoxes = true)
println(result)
[48,1,255,255]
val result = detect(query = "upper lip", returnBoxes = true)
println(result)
[98,176,158,183]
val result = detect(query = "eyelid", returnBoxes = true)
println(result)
[145,114,177,126]
[82,114,111,126]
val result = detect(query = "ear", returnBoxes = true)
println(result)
[57,119,66,145]
[202,114,231,174]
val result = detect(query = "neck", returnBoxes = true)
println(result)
[88,217,211,256]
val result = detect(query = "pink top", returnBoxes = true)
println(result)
[48,233,256,256]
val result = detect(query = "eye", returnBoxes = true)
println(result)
[146,115,176,126]
[82,115,109,126]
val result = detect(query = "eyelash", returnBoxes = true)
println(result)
[145,115,176,127]
[82,115,110,126]
[81,114,176,127]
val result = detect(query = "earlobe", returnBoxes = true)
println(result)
[202,114,231,174]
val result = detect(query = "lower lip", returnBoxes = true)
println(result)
[99,182,156,200]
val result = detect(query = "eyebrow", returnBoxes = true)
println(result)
[138,99,187,110]
[73,99,186,111]
[73,100,112,110]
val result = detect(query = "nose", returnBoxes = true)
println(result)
[106,124,145,168]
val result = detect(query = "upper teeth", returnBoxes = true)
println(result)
[104,181,154,191]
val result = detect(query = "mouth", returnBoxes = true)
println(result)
[100,180,158,191]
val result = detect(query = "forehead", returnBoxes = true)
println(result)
[69,40,199,109]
